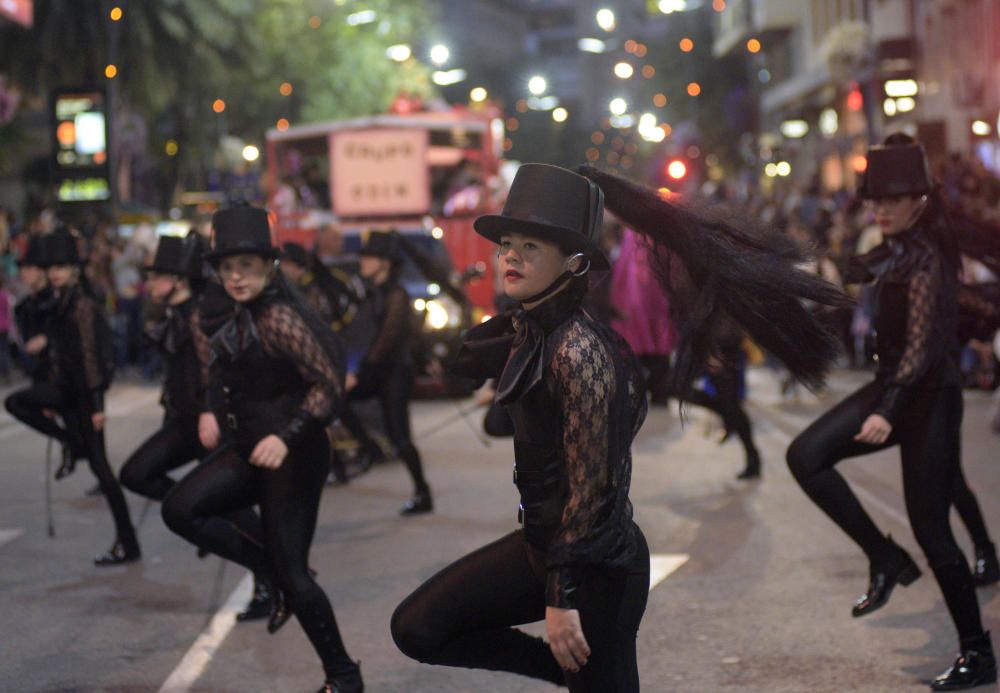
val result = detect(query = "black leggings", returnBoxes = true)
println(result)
[342,364,428,493]
[5,383,138,550]
[120,416,203,501]
[391,527,650,692]
[161,432,356,680]
[685,369,759,463]
[787,381,984,641]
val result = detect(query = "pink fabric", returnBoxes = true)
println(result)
[610,229,677,356]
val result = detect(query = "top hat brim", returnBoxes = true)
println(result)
[204,246,280,266]
[474,214,609,271]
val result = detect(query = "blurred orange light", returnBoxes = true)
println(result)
[308,15,321,29]
[642,65,655,78]
[105,64,118,79]
[93,151,107,165]
[504,138,513,152]
[667,160,687,180]
[110,6,122,21]
[279,82,293,96]
[591,131,605,145]
[679,38,694,52]
[586,147,600,162]
[653,93,667,107]
[212,99,226,113]
[847,88,864,112]
[852,155,868,172]
[607,151,620,165]
[635,44,648,57]
[687,82,701,97]
[747,38,761,53]
[621,155,633,169]
[660,123,673,137]
[276,118,290,131]
[712,0,726,10]
[56,121,76,147]
[624,40,638,54]
[506,117,520,132]
[516,99,529,113]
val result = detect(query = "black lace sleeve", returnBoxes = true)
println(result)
[257,302,343,447]
[74,295,105,411]
[874,258,942,422]
[364,286,408,366]
[545,321,615,609]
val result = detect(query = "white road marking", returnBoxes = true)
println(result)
[0,528,24,548]
[650,553,689,591]
[157,572,253,693]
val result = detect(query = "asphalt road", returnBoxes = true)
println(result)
[0,368,998,692]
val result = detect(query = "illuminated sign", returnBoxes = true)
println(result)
[330,129,429,216]
[51,89,111,202]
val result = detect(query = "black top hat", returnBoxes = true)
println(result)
[859,143,933,199]
[474,163,608,270]
[42,227,82,267]
[18,234,48,267]
[359,230,402,263]
[205,205,278,265]
[145,235,201,277]
[281,242,311,268]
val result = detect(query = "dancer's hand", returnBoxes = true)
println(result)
[250,435,288,469]
[91,412,106,431]
[855,414,892,445]
[25,335,47,355]
[345,373,358,392]
[199,412,220,449]
[546,606,590,672]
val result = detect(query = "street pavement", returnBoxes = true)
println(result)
[1,368,999,693]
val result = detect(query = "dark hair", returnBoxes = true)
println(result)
[578,166,850,395]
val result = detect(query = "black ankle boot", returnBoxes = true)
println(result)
[737,449,761,480]
[317,663,364,693]
[266,582,292,634]
[54,442,76,480]
[852,536,921,617]
[973,543,1000,587]
[931,632,997,690]
[236,578,271,623]
[400,489,432,516]
[94,538,141,566]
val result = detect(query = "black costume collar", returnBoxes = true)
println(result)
[517,277,583,334]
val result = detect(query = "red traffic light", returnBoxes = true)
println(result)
[666,159,687,180]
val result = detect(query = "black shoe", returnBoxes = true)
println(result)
[400,490,433,516]
[931,632,996,690]
[974,543,1000,587]
[737,450,761,480]
[266,584,292,634]
[317,664,364,693]
[54,443,76,480]
[94,539,141,566]
[196,546,209,559]
[852,538,921,617]
[236,579,271,622]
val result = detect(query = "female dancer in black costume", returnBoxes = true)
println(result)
[391,164,847,691]
[5,228,139,565]
[787,139,995,690]
[160,207,362,693]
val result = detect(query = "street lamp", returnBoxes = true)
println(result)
[242,145,260,162]
[433,69,467,86]
[387,44,412,61]
[614,62,634,79]
[430,44,450,66]
[596,9,616,32]
[552,107,568,123]
[528,76,547,96]
[609,98,628,115]
[470,87,488,103]
[658,0,688,13]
